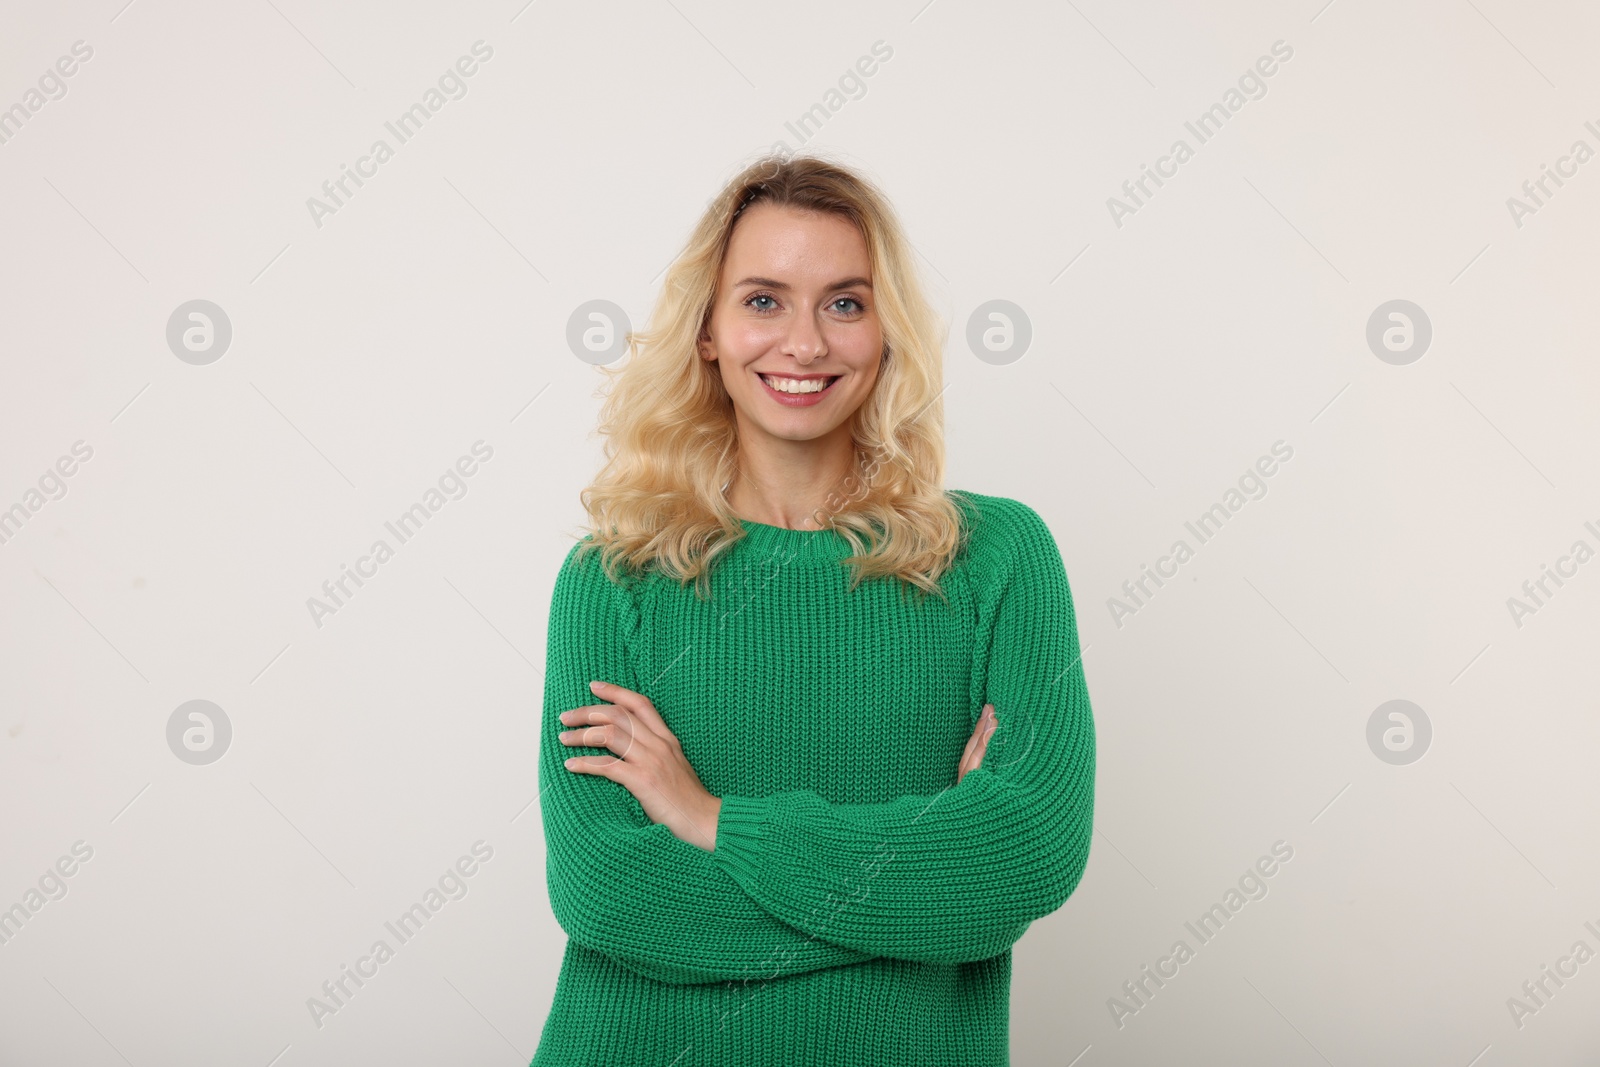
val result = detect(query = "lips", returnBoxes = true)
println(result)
[759,373,839,390]
[755,372,841,405]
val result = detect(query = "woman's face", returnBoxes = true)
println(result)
[698,201,883,448]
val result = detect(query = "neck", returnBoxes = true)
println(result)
[726,423,859,530]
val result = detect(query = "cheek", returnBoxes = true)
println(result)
[724,319,780,355]
[835,329,883,373]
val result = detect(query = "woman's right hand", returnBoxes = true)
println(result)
[956,704,997,784]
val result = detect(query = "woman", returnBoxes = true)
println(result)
[532,153,1095,1066]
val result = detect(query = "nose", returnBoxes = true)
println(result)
[782,307,828,364]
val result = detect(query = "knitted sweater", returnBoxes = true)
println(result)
[531,490,1095,1067]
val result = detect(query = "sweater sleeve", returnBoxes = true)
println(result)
[709,500,1095,965]
[539,540,877,986]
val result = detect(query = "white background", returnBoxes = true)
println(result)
[2,1,1598,1064]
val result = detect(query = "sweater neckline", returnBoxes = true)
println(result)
[735,517,854,559]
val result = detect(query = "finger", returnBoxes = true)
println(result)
[971,703,994,737]
[559,705,621,726]
[974,719,997,767]
[567,754,645,801]
[559,724,615,750]
[572,700,640,758]
[959,705,995,776]
[959,728,987,782]
[560,706,637,758]
[960,717,982,765]
[563,754,625,778]
[589,681,672,740]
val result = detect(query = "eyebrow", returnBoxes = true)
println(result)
[732,275,873,291]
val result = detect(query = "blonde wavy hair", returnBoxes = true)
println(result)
[575,150,970,602]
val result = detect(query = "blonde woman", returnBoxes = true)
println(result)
[533,153,1095,1066]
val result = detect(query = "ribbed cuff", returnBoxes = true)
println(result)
[711,794,772,888]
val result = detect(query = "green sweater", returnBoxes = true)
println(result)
[532,490,1095,1066]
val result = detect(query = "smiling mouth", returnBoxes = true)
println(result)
[758,373,841,395]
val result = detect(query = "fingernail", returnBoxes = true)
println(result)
[564,758,576,769]
[589,681,601,690]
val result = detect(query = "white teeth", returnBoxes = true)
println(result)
[761,374,833,394]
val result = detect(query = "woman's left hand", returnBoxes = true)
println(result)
[559,680,722,852]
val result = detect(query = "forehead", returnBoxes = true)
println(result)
[722,203,870,279]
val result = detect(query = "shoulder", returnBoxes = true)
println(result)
[552,535,645,608]
[945,490,1068,591]
[554,536,598,579]
[557,533,636,576]
[947,490,1056,550]
[945,493,1074,619]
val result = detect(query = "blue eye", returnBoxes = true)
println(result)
[744,293,865,314]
